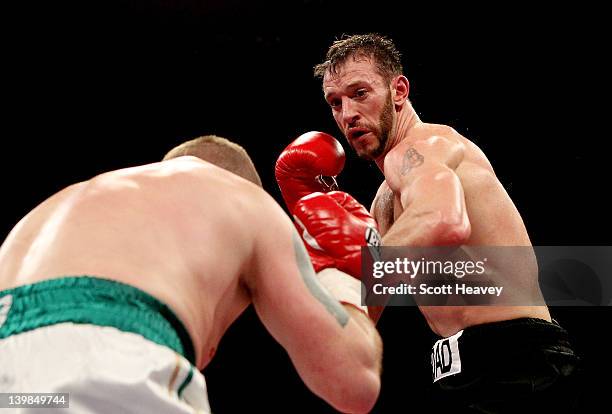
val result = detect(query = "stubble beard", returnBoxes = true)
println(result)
[355,92,394,161]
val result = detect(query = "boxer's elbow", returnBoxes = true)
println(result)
[354,369,381,413]
[335,309,382,413]
[331,369,380,414]
[427,212,471,245]
[321,350,381,413]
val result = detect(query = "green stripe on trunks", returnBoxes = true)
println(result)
[177,365,194,398]
[0,276,195,365]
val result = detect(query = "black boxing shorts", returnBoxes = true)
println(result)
[430,318,581,413]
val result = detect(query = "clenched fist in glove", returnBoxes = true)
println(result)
[293,191,380,278]
[275,131,345,214]
[276,131,384,321]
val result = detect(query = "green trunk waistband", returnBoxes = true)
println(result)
[0,276,196,365]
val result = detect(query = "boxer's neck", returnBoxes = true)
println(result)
[375,100,420,171]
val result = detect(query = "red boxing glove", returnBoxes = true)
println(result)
[275,131,345,214]
[293,191,381,278]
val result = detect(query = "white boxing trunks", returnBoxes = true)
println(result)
[0,276,211,413]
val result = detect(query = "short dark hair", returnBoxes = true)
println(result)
[314,33,403,82]
[163,135,262,187]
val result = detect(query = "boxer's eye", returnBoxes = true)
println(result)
[329,99,341,109]
[355,89,368,99]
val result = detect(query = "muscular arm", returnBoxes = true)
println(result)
[382,136,471,246]
[245,194,381,414]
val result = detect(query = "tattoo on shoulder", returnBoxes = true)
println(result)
[400,147,424,175]
[292,230,349,327]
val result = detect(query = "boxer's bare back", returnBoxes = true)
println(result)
[0,157,266,368]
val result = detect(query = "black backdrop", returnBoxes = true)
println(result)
[2,1,608,412]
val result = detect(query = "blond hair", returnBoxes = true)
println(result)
[163,135,262,187]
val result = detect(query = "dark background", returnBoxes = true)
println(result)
[2,1,608,412]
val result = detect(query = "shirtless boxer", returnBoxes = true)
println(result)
[0,136,381,413]
[278,34,579,411]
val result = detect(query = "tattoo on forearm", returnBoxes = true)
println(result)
[292,230,349,327]
[400,147,424,175]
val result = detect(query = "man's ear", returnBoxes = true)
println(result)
[392,75,409,107]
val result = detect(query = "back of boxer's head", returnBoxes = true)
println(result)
[163,135,262,187]
[314,33,403,83]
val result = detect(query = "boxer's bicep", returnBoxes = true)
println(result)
[393,136,464,206]
[383,141,470,245]
[399,163,465,214]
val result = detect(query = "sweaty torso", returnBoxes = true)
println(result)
[0,157,257,368]
[371,123,550,336]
